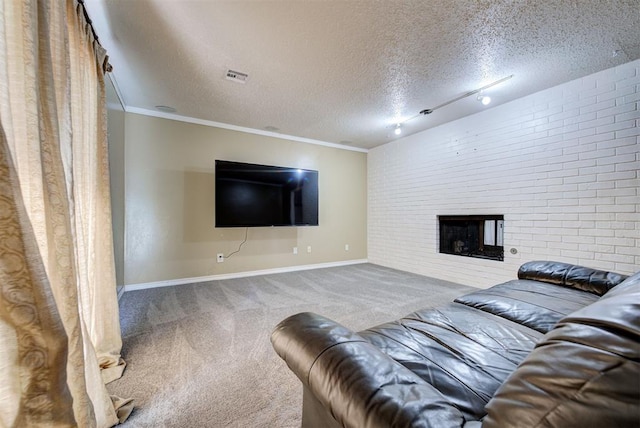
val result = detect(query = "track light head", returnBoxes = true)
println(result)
[478,95,491,105]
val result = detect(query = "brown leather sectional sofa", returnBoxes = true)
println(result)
[271,261,640,427]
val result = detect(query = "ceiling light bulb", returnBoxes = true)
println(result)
[394,124,402,135]
[479,96,491,106]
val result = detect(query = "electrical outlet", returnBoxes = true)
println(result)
[345,244,349,251]
[293,247,298,255]
[307,246,312,253]
[217,253,224,263]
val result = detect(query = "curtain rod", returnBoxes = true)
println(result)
[76,0,113,72]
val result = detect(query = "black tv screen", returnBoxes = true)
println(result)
[215,160,319,227]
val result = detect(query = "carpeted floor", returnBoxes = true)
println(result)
[107,263,477,427]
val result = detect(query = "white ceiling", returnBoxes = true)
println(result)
[85,0,640,150]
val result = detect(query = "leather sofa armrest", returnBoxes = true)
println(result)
[517,260,627,296]
[271,312,466,428]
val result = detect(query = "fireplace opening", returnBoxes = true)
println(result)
[439,215,504,261]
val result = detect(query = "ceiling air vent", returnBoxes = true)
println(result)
[225,69,248,84]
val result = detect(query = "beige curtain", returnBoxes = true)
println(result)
[0,0,132,426]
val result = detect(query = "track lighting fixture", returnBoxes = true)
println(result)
[420,75,512,115]
[389,74,513,137]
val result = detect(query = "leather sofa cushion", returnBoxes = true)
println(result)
[517,260,628,295]
[454,279,600,333]
[272,312,467,428]
[483,272,640,428]
[359,303,542,420]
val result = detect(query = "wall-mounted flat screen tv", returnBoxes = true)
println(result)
[215,160,319,227]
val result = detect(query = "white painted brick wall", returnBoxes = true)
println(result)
[368,60,639,288]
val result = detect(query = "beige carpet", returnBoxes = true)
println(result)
[107,263,477,427]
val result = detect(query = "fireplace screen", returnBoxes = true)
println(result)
[439,215,504,261]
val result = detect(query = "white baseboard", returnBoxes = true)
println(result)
[122,259,369,293]
[116,286,125,301]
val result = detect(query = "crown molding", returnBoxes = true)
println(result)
[124,107,369,153]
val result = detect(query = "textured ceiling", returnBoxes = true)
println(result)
[85,0,640,149]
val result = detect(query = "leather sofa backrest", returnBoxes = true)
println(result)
[517,260,628,296]
[602,269,640,299]
[483,271,640,428]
